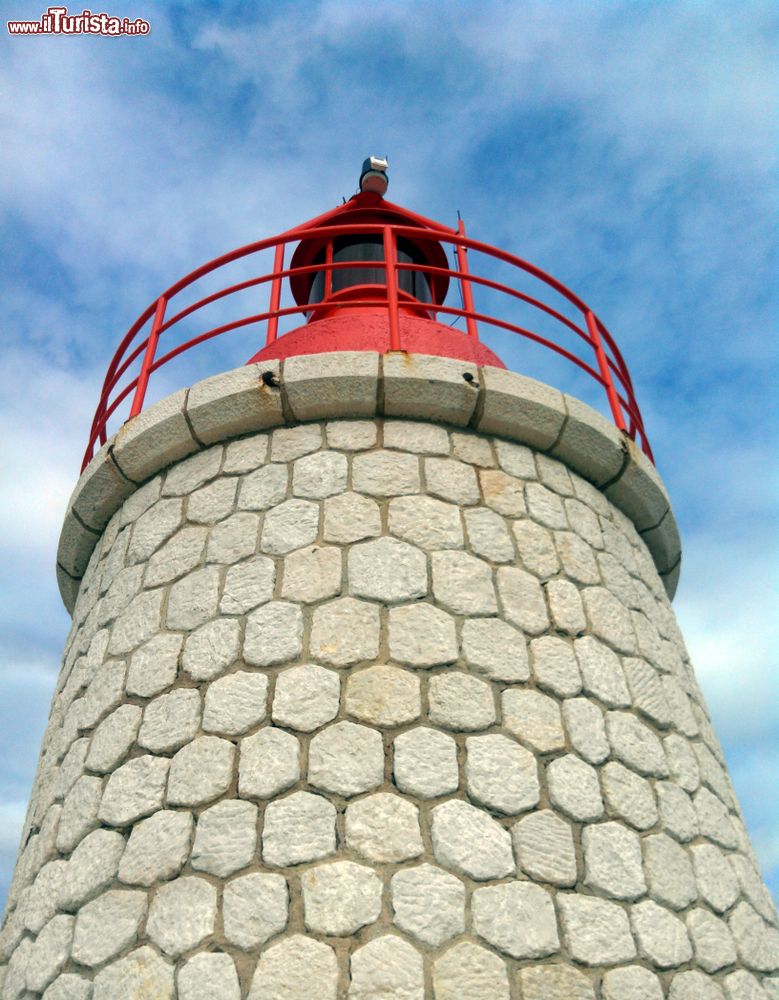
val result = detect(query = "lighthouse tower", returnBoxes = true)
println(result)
[1,159,777,999]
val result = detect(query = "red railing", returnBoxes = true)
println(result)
[82,218,653,471]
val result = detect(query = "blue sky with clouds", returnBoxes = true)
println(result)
[0,0,776,909]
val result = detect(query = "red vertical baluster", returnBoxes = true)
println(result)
[129,295,166,420]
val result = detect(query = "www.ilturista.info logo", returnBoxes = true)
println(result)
[7,6,150,35]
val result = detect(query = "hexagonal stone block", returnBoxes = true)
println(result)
[530,635,581,697]
[25,914,74,993]
[260,498,319,555]
[166,566,220,632]
[606,711,669,778]
[393,727,459,799]
[310,597,380,666]
[465,734,539,815]
[308,721,384,797]
[502,688,565,753]
[583,821,647,900]
[602,761,658,830]
[512,519,559,579]
[182,618,241,681]
[59,830,125,913]
[562,696,609,765]
[431,799,514,880]
[431,550,497,615]
[244,601,303,667]
[239,463,288,511]
[223,872,288,950]
[127,633,182,697]
[428,673,496,731]
[518,964,596,1000]
[691,843,740,913]
[686,907,737,973]
[348,537,427,603]
[388,494,463,550]
[345,793,424,863]
[668,970,726,1000]
[302,861,382,935]
[118,809,193,887]
[472,881,559,959]
[323,491,381,544]
[85,704,142,773]
[391,864,465,947]
[167,736,235,807]
[191,799,258,877]
[558,894,637,965]
[262,791,336,867]
[425,456,480,504]
[281,544,342,604]
[352,450,420,496]
[203,670,268,736]
[98,754,170,827]
[248,934,338,1000]
[601,966,663,1000]
[512,809,577,886]
[631,899,693,968]
[292,450,348,499]
[145,877,216,957]
[206,511,259,564]
[432,941,509,1000]
[71,889,147,967]
[388,603,458,667]
[547,753,604,822]
[497,566,549,634]
[239,727,300,799]
[92,946,173,1000]
[460,617,529,682]
[138,689,201,753]
[348,935,423,1000]
[383,419,450,454]
[220,555,276,614]
[346,666,421,727]
[575,635,630,708]
[177,953,240,1000]
[270,424,322,461]
[643,832,697,910]
[272,664,340,732]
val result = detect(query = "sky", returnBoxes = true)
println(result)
[0,0,776,910]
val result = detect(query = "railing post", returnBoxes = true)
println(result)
[266,243,285,346]
[324,239,334,299]
[456,219,479,343]
[586,309,627,434]
[383,226,401,351]
[129,295,166,420]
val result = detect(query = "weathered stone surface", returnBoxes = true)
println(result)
[108,588,165,655]
[729,901,779,973]
[546,577,586,635]
[393,727,459,799]
[248,935,338,1000]
[583,586,637,653]
[602,761,658,830]
[292,450,348,499]
[461,617,529,682]
[558,893,637,965]
[165,566,221,631]
[56,775,102,853]
[187,476,239,523]
[177,953,240,1000]
[346,666,421,726]
[21,859,67,931]
[138,688,201,752]
[127,498,184,564]
[191,799,257,877]
[657,781,698,842]
[502,688,565,753]
[92,946,174,1000]
[203,670,268,736]
[607,711,669,777]
[348,935,423,1000]
[41,972,94,1000]
[391,864,465,947]
[694,786,739,849]
[262,791,336,867]
[497,566,549,634]
[472,881,559,959]
[118,809,193,886]
[166,736,235,807]
[162,446,223,496]
[601,966,663,1000]
[465,733,539,815]
[429,672,496,731]
[270,424,322,462]
[388,603,458,667]
[353,450,421,497]
[244,601,303,667]
[326,420,377,451]
[261,499,319,555]
[126,632,182,697]
[238,463,288,511]
[686,906,737,972]
[239,727,300,799]
[182,618,241,681]
[389,495,463,550]
[692,843,741,913]
[623,656,672,727]
[431,550,497,616]
[452,432,495,467]
[631,899,693,968]
[425,456,480,505]
[281,544,342,603]
[583,821,647,900]
[145,877,216,957]
[724,971,772,1000]
[145,525,208,586]
[71,889,147,967]
[219,555,276,615]
[668,970,726,1000]
[512,519,559,579]
[431,799,514,880]
[530,635,581,697]
[273,664,340,732]
[302,860,382,935]
[479,469,526,517]
[555,529,600,585]
[664,733,701,792]
[729,854,778,925]
[432,941,509,1000]
[308,721,384,797]
[345,793,423,863]
[323,491,381,544]
[59,830,125,911]
[349,536,427,603]
[223,872,288,949]
[643,832,697,909]
[575,635,630,707]
[464,507,514,562]
[547,754,604,822]
[562,696,609,764]
[25,914,74,994]
[384,419,450,454]
[519,964,596,1000]
[310,597,380,666]
[512,809,577,886]
[98,754,170,826]
[85,704,142,772]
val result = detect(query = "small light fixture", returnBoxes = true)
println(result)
[359,156,389,196]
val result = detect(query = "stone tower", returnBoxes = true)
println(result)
[1,162,777,999]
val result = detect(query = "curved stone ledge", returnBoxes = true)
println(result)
[57,352,682,612]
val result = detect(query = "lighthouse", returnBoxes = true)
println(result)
[1,158,776,998]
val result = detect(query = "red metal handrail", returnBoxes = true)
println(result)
[81,216,654,471]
